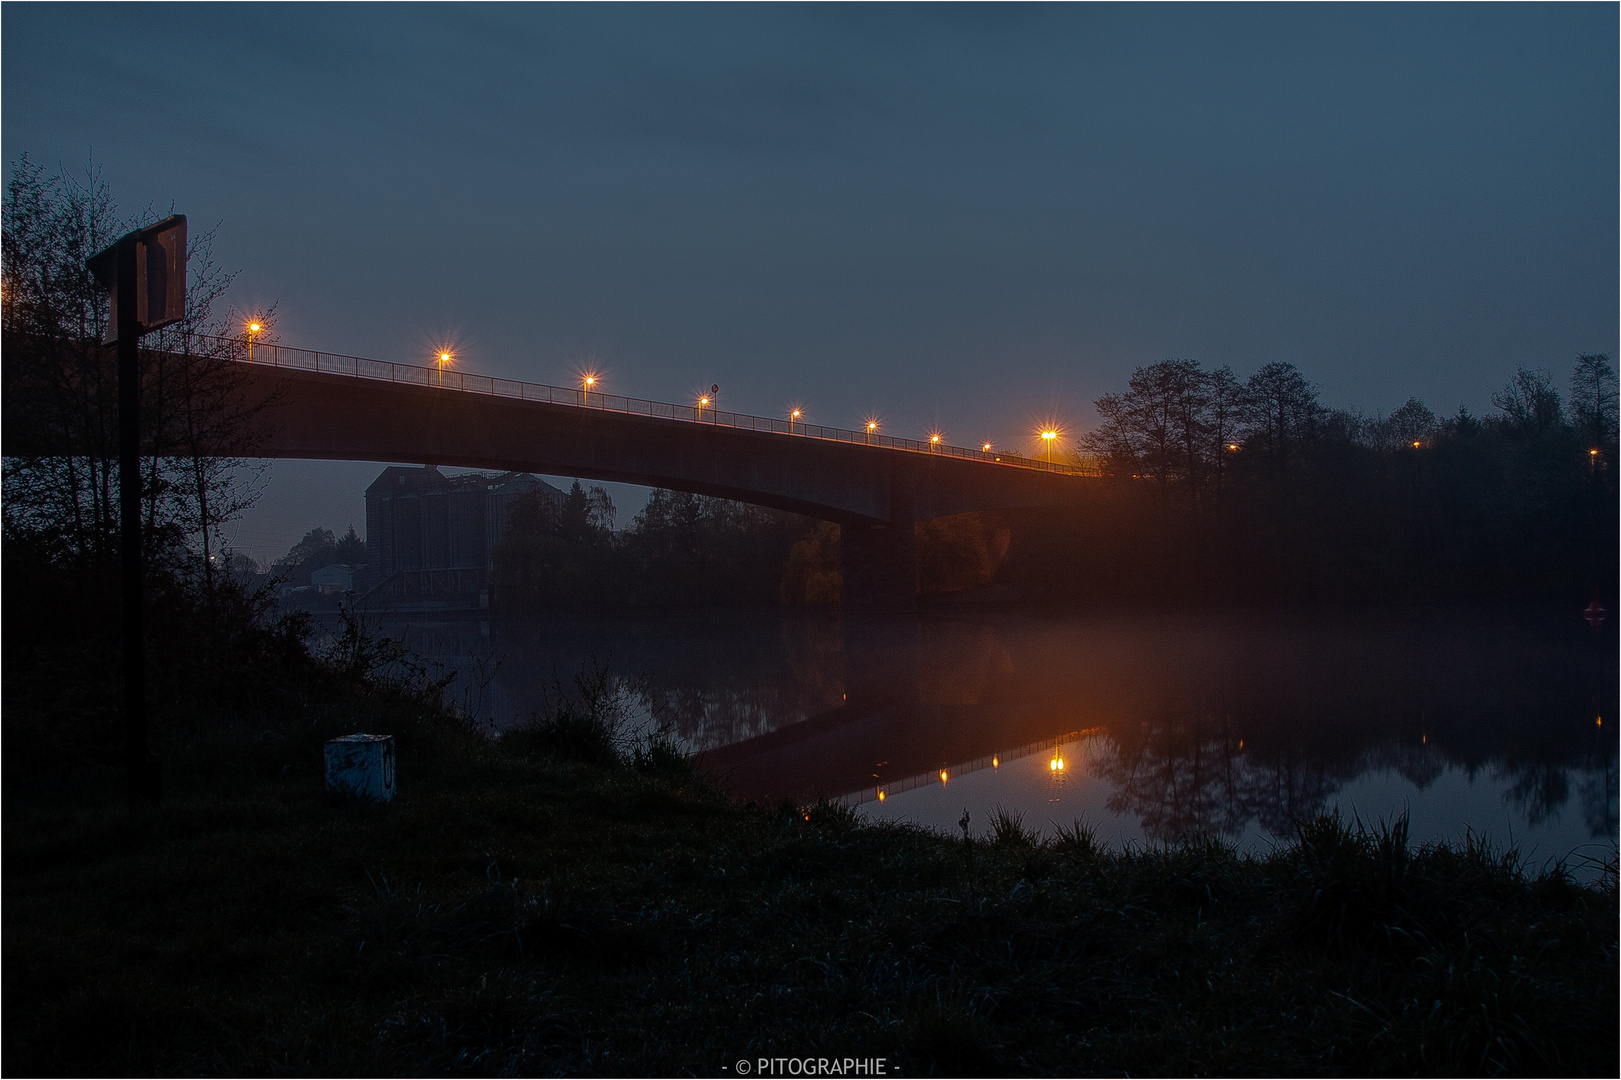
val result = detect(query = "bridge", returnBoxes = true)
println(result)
[21,334,1100,611]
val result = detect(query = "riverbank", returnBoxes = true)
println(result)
[5,669,1615,1078]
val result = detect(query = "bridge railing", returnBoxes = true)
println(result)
[211,335,1096,475]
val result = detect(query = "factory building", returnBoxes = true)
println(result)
[364,466,565,604]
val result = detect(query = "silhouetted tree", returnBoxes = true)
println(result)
[2,154,268,597]
[1569,353,1618,453]
[1492,366,1565,435]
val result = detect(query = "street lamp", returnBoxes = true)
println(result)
[929,432,941,452]
[1041,429,1058,463]
[982,442,993,454]
[789,408,801,433]
[866,420,878,444]
[698,394,710,420]
[246,320,262,363]
[437,351,453,387]
[581,372,598,406]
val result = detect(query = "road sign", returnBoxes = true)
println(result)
[87,215,187,343]
[86,213,187,804]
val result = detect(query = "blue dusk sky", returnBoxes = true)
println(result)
[4,4,1615,559]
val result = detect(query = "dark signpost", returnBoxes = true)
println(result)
[87,215,187,804]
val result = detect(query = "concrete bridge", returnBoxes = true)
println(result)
[31,336,1098,611]
[234,341,1094,611]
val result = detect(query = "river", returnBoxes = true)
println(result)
[355,606,1617,876]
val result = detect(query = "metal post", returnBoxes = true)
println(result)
[116,238,159,803]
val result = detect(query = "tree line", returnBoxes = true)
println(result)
[1006,355,1619,605]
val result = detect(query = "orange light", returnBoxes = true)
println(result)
[868,422,877,431]
[930,433,941,444]
[992,756,999,768]
[1591,449,1601,456]
[939,769,948,783]
[699,396,710,406]
[1238,739,1244,749]
[1412,440,1421,448]
[1598,717,1603,726]
[1227,443,1239,451]
[877,789,886,801]
[983,442,992,452]
[1049,758,1058,771]
[248,322,261,333]
[440,352,452,364]
[791,409,801,418]
[1042,430,1057,440]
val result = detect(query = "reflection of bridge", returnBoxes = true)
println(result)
[230,339,1095,611]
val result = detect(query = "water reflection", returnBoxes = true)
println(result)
[364,608,1617,868]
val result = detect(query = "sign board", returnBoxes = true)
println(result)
[86,215,187,343]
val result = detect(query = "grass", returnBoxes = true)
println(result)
[5,666,1617,1076]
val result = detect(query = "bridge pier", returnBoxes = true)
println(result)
[840,519,917,614]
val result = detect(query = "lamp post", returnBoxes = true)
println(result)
[437,351,452,387]
[247,321,261,363]
[582,373,597,406]
[1041,429,1057,464]
[789,408,801,433]
[866,420,877,444]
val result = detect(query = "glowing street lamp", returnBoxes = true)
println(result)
[929,432,941,452]
[866,420,878,444]
[1041,429,1058,463]
[436,350,453,386]
[982,442,993,454]
[789,408,802,433]
[246,320,262,363]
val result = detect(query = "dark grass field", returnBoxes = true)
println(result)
[5,679,1617,1077]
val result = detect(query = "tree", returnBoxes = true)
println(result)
[2,154,268,596]
[1384,397,1438,449]
[1202,365,1245,510]
[1240,361,1321,477]
[335,525,366,565]
[1491,367,1564,435]
[1085,358,1207,500]
[1568,353,1617,452]
[273,527,337,587]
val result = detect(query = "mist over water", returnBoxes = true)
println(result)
[353,608,1617,877]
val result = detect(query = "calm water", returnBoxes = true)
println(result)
[366,608,1618,876]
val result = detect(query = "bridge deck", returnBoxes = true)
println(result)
[223,335,1094,477]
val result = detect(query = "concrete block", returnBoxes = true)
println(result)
[325,733,396,801]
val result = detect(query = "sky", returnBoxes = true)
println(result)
[4,4,1616,563]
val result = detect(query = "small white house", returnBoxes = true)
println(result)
[310,563,356,594]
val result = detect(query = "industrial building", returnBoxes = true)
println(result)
[363,466,565,605]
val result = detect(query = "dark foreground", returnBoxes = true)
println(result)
[6,677,1617,1078]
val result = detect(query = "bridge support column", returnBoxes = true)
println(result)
[840,519,917,614]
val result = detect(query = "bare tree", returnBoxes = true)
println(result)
[3,154,269,593]
[1240,362,1321,480]
[1568,353,1617,451]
